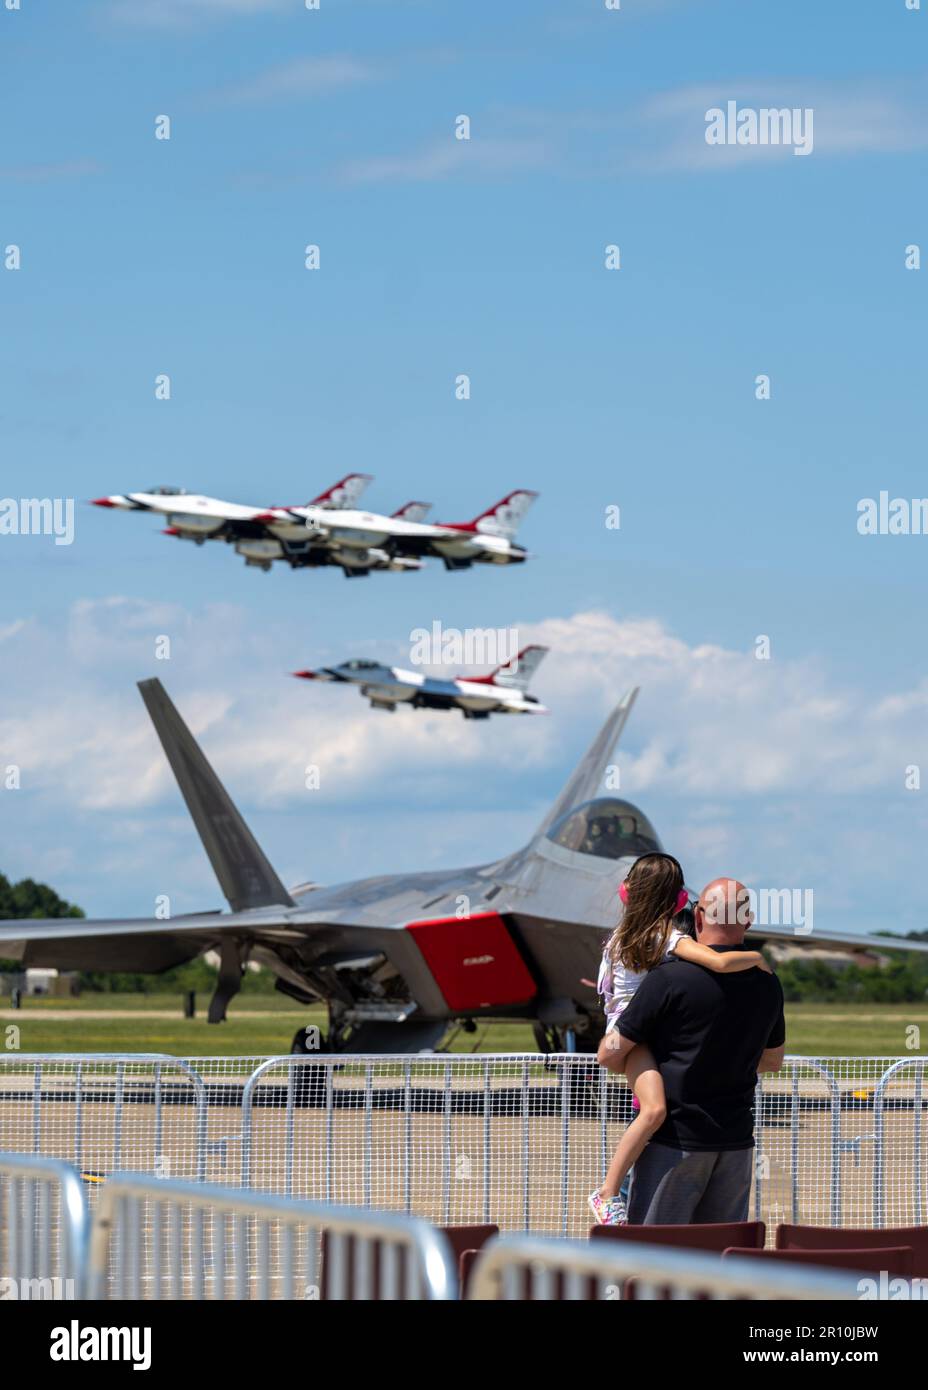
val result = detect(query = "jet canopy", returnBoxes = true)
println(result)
[148,485,187,496]
[342,659,381,672]
[545,797,661,861]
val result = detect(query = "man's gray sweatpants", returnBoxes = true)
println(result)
[628,1142,753,1225]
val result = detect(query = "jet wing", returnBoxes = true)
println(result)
[0,909,294,972]
[751,924,928,957]
[0,678,305,1020]
[94,493,269,524]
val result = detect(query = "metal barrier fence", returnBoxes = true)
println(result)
[0,1152,89,1299]
[1,1159,873,1302]
[1,1054,925,1243]
[468,1233,866,1301]
[88,1172,457,1300]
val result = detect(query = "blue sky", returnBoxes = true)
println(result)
[1,0,927,938]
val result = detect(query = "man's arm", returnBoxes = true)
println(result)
[757,1044,785,1073]
[597,1028,637,1072]
[757,979,787,1072]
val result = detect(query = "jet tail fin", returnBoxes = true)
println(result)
[533,687,639,839]
[138,679,295,913]
[470,645,548,691]
[308,473,373,510]
[451,489,538,539]
[392,500,432,522]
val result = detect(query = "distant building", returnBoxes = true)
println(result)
[0,968,80,997]
[765,943,886,970]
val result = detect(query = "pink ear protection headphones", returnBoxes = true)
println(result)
[618,853,689,914]
[618,880,689,914]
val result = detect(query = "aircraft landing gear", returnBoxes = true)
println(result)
[290,1025,325,1054]
[288,1026,330,1107]
[533,1021,597,1054]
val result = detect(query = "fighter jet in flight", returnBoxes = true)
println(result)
[91,475,425,576]
[293,645,549,719]
[91,482,537,577]
[257,488,538,573]
[3,681,921,1056]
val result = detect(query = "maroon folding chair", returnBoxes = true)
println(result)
[590,1221,765,1299]
[724,1245,914,1277]
[320,1223,497,1299]
[590,1220,766,1252]
[776,1223,928,1278]
[440,1226,500,1299]
[438,1223,499,1265]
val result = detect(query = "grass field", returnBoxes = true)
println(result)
[1,993,926,1055]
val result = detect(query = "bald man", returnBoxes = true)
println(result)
[600,877,785,1225]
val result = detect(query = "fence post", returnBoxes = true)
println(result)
[872,1057,927,1229]
[0,1152,89,1299]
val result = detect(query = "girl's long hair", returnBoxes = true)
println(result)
[605,852,685,974]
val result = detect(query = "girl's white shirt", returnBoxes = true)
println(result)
[598,927,686,1031]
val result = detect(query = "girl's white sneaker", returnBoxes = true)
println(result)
[588,1190,628,1226]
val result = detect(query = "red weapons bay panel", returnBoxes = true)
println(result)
[404,911,537,1011]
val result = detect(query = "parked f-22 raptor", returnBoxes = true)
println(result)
[2,682,920,1055]
[292,645,549,719]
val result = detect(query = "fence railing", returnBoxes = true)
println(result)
[1,1053,924,1241]
[468,1233,867,1301]
[0,1053,209,1184]
[0,1158,882,1302]
[0,1151,90,1298]
[87,1172,457,1300]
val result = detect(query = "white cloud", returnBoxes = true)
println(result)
[211,56,378,105]
[523,610,925,797]
[2,598,924,809]
[339,76,928,187]
[338,136,555,185]
[635,77,928,172]
[3,599,926,931]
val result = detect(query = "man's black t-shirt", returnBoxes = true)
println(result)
[616,943,786,1151]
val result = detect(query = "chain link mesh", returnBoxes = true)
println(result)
[1,1054,924,1268]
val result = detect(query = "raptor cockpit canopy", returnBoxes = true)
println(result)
[545,797,661,861]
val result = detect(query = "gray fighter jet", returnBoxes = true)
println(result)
[293,645,549,718]
[1,682,923,1055]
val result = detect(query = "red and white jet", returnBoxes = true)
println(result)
[92,481,538,576]
[91,475,426,576]
[257,488,538,572]
[293,645,549,718]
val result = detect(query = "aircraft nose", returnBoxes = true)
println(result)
[90,496,117,507]
[292,670,317,680]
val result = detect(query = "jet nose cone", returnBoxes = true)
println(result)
[292,670,317,680]
[90,496,116,507]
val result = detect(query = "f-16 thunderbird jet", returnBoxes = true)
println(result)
[92,475,428,577]
[92,481,537,577]
[293,644,549,719]
[4,682,924,1056]
[253,487,538,573]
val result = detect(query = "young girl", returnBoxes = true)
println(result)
[589,851,771,1225]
